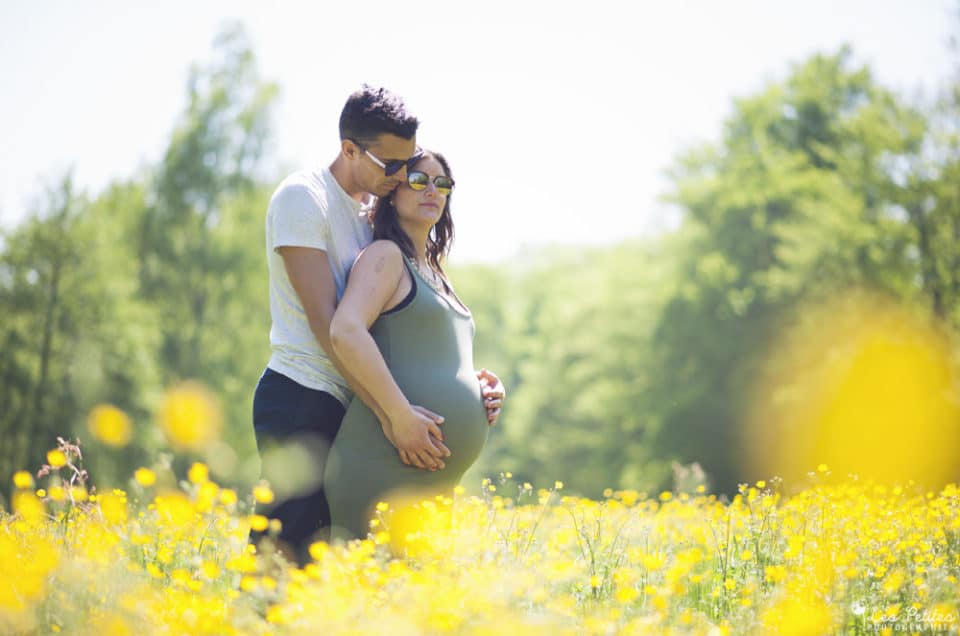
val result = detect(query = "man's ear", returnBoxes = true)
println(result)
[341,138,359,160]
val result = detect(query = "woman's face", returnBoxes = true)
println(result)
[392,156,448,227]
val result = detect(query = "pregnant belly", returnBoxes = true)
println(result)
[397,368,489,476]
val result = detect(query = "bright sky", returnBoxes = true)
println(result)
[1,1,955,263]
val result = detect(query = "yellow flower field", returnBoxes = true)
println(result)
[2,436,959,635]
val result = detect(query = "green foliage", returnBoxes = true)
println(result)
[651,47,956,492]
[456,242,677,496]
[4,32,960,503]
[0,24,276,497]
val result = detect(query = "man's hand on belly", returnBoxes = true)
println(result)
[477,368,505,426]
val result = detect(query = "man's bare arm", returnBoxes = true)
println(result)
[278,246,385,412]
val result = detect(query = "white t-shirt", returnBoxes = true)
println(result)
[265,166,373,406]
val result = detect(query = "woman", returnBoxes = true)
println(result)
[324,151,489,541]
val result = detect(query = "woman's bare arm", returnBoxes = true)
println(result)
[330,241,451,470]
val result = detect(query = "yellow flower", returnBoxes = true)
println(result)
[554,481,564,490]
[882,570,905,594]
[13,470,34,490]
[87,404,133,447]
[187,462,209,484]
[200,561,221,580]
[13,491,46,523]
[134,467,156,487]
[46,449,67,468]
[817,463,829,473]
[266,605,289,625]
[225,553,258,574]
[308,542,329,561]
[98,492,128,525]
[252,483,274,504]
[158,381,223,450]
[249,514,269,532]
[659,491,673,502]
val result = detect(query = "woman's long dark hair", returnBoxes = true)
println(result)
[373,150,455,287]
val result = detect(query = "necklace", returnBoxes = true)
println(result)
[411,257,446,295]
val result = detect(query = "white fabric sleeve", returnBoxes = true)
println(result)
[270,183,328,252]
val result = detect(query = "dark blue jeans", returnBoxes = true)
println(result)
[252,367,345,563]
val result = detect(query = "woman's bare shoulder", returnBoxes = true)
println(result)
[352,240,405,278]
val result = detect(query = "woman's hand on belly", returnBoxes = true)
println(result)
[394,405,448,470]
[387,405,451,471]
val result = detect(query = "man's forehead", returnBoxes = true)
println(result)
[368,134,417,159]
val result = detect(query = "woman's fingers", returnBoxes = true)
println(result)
[415,450,443,471]
[426,422,449,451]
[429,436,451,458]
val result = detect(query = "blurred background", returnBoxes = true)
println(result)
[2,1,959,501]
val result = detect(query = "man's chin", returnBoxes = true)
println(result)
[374,183,399,196]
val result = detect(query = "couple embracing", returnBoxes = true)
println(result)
[252,85,504,564]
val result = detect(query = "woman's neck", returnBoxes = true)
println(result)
[398,220,431,266]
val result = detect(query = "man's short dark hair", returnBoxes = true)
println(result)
[339,84,419,145]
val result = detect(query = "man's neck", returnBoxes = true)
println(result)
[329,155,370,203]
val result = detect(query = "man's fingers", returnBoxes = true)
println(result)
[398,450,412,466]
[412,404,444,424]
[485,397,503,410]
[488,408,501,425]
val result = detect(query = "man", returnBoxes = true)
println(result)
[252,85,504,563]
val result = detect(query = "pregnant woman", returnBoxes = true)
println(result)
[325,150,489,541]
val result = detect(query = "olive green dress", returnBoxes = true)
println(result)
[324,260,489,540]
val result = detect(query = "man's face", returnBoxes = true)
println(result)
[350,134,418,197]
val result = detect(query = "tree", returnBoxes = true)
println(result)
[653,48,929,492]
[133,23,278,479]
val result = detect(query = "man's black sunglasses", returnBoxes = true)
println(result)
[352,140,423,176]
